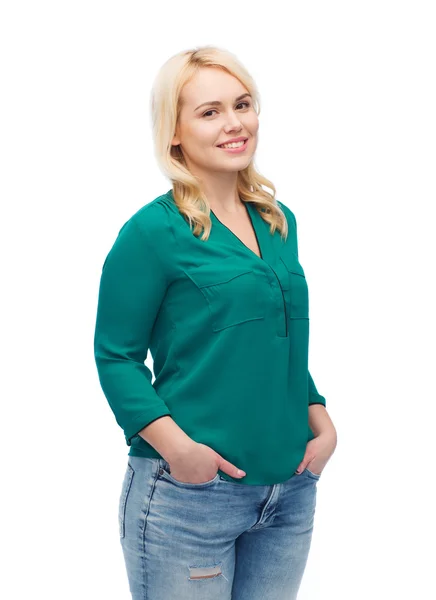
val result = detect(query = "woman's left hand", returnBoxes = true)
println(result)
[295,430,337,476]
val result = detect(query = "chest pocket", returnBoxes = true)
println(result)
[279,252,309,319]
[187,259,266,332]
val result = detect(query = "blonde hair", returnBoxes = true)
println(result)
[149,45,288,241]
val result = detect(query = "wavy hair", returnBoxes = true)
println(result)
[149,45,288,241]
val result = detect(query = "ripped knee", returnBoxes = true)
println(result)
[188,564,223,580]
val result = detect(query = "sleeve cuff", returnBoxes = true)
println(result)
[309,396,326,407]
[124,410,172,446]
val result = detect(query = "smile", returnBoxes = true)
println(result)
[217,139,249,153]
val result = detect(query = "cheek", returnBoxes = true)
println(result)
[188,122,218,147]
[249,116,259,135]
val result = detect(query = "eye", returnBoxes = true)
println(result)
[202,101,251,118]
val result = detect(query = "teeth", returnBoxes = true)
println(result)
[219,140,245,149]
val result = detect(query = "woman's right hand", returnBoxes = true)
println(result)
[167,442,246,483]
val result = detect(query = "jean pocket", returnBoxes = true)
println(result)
[304,467,321,480]
[158,462,220,488]
[118,462,134,538]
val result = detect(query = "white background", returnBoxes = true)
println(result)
[1,1,435,598]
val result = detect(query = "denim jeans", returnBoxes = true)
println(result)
[118,456,320,599]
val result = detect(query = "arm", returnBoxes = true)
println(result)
[309,404,337,441]
[93,216,172,446]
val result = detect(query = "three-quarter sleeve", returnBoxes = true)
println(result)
[308,370,326,406]
[93,216,172,445]
[281,201,327,409]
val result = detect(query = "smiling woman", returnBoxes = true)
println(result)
[169,66,261,209]
[94,44,335,600]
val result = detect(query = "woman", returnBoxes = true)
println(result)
[94,45,337,600]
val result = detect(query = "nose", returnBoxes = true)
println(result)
[224,117,243,133]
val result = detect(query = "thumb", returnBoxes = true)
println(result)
[217,456,246,478]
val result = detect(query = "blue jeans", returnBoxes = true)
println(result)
[118,456,320,599]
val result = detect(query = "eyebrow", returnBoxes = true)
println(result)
[194,93,252,112]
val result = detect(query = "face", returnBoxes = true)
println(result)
[172,68,259,177]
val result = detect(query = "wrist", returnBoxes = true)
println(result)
[164,439,198,464]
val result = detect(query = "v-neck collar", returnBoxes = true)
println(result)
[210,201,277,265]
[209,202,264,261]
[165,190,277,265]
[210,202,266,261]
[246,201,276,264]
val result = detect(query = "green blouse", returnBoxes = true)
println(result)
[93,189,326,485]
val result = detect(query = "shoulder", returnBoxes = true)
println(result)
[104,193,172,260]
[111,193,174,253]
[129,193,172,242]
[103,193,174,275]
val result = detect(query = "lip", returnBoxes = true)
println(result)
[217,137,249,154]
[216,136,248,146]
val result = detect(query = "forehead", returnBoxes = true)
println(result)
[180,68,248,105]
